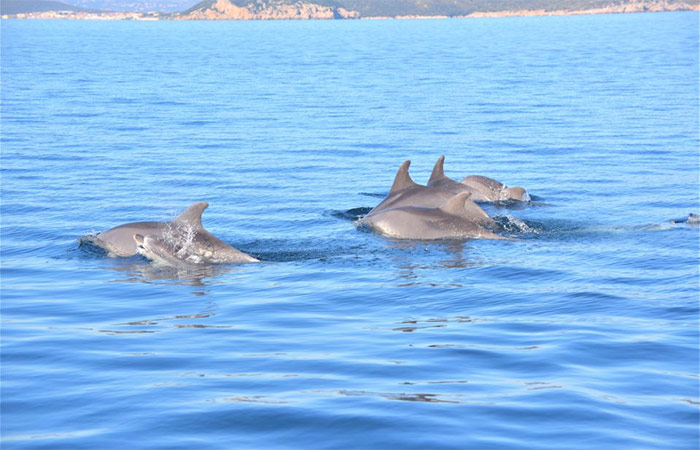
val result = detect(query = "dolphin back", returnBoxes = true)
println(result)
[90,221,165,257]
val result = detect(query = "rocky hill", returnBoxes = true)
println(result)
[337,0,699,17]
[3,0,698,18]
[0,0,93,14]
[177,0,697,19]
[179,0,358,19]
[66,0,189,11]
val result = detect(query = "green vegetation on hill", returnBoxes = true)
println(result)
[183,0,698,17]
[4,0,698,17]
[0,0,96,14]
[328,0,697,16]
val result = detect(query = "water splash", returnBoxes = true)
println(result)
[330,207,373,221]
[494,215,539,234]
[155,222,205,265]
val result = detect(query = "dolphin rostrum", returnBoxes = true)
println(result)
[358,192,509,240]
[82,201,258,263]
[367,160,493,225]
[427,155,530,202]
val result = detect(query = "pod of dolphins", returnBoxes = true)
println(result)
[357,156,527,241]
[82,155,696,267]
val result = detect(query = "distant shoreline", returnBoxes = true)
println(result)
[2,5,698,21]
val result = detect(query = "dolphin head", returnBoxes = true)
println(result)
[504,186,530,202]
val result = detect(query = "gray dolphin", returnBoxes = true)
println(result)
[134,233,258,266]
[670,213,700,226]
[358,192,509,240]
[83,201,209,257]
[367,160,493,228]
[134,234,190,266]
[83,202,258,263]
[460,175,530,202]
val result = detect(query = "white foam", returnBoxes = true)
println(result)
[503,216,536,233]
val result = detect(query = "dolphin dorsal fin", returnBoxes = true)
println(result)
[428,155,446,185]
[173,201,208,229]
[439,192,472,216]
[389,160,419,194]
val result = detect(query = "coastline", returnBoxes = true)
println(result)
[2,3,698,20]
[464,2,700,18]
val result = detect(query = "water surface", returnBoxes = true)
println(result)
[1,12,699,450]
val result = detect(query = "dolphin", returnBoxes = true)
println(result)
[460,175,530,202]
[358,192,509,240]
[367,160,494,228]
[134,234,190,266]
[83,201,209,257]
[427,155,530,202]
[670,213,700,226]
[82,202,258,263]
[134,233,258,266]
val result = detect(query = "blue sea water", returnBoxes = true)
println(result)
[1,11,699,449]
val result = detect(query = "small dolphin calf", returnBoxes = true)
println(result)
[134,233,258,266]
[83,201,258,264]
[670,213,700,226]
[359,192,509,240]
[460,175,530,202]
[134,234,189,266]
[367,160,492,227]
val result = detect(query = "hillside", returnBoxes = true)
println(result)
[179,0,699,18]
[333,0,699,17]
[0,0,93,14]
[180,0,357,19]
[3,0,698,18]
[64,0,191,11]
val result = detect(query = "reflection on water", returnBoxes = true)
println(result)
[79,237,235,291]
[332,390,462,404]
[98,306,225,335]
[386,239,472,253]
[385,240,485,286]
[364,316,477,333]
[103,259,233,292]
[209,389,465,405]
[0,429,107,443]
